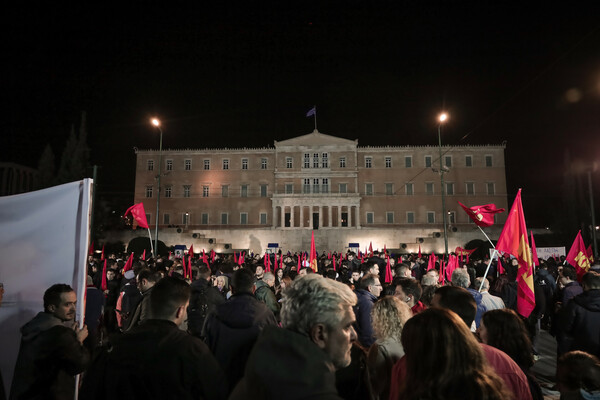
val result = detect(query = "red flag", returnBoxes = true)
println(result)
[101,259,107,291]
[368,242,373,257]
[100,244,105,261]
[141,249,146,261]
[458,201,505,227]
[88,241,94,256]
[265,253,271,273]
[123,252,134,272]
[280,252,283,270]
[530,231,540,267]
[385,255,393,283]
[445,254,458,282]
[333,254,336,271]
[182,254,187,279]
[274,253,278,271]
[310,231,318,272]
[202,249,208,265]
[124,203,150,229]
[495,190,535,318]
[497,256,505,275]
[189,245,194,259]
[455,247,476,257]
[587,245,595,263]
[188,256,193,280]
[418,244,422,259]
[427,253,437,271]
[438,255,445,284]
[566,230,591,281]
[297,253,301,271]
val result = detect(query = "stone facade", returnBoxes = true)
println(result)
[133,130,508,253]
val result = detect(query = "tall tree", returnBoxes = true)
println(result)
[55,111,90,184]
[56,124,78,184]
[37,144,55,188]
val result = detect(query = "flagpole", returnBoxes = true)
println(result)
[479,248,498,292]
[314,108,317,131]
[147,228,154,258]
[477,226,496,248]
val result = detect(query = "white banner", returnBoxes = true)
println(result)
[0,179,91,395]
[537,246,566,260]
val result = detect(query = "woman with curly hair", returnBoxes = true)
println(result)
[367,296,412,400]
[395,308,510,400]
[479,308,543,400]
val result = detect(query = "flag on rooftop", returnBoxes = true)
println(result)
[495,189,535,318]
[306,106,316,117]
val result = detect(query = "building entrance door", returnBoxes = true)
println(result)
[313,213,319,229]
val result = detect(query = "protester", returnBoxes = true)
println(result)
[254,271,280,319]
[230,274,357,399]
[474,277,505,311]
[84,275,105,351]
[556,351,600,400]
[125,268,160,331]
[353,273,382,347]
[391,277,426,314]
[187,265,225,339]
[10,284,89,400]
[80,276,227,400]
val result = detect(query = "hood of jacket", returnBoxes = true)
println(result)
[573,289,600,312]
[215,293,273,329]
[20,312,66,341]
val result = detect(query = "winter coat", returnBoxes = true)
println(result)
[353,289,377,347]
[187,278,226,338]
[10,312,89,400]
[254,280,280,319]
[560,289,600,358]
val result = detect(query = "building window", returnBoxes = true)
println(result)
[487,182,495,195]
[365,157,372,168]
[339,183,347,194]
[242,158,248,170]
[449,211,456,224]
[222,159,229,170]
[185,159,192,170]
[201,213,209,224]
[147,160,154,171]
[444,156,452,168]
[183,185,191,198]
[260,213,267,225]
[446,182,454,195]
[311,153,319,168]
[385,183,393,195]
[339,157,346,168]
[426,182,434,195]
[321,153,329,168]
[145,186,153,198]
[182,213,190,225]
[221,213,228,225]
[203,186,209,198]
[406,183,414,195]
[260,184,268,197]
[385,156,392,168]
[313,178,320,194]
[165,186,172,198]
[466,182,475,195]
[427,211,435,224]
[286,157,293,169]
[240,213,248,225]
[204,159,210,170]
[163,213,170,225]
[425,155,432,168]
[406,212,415,224]
[241,185,248,197]
[405,156,412,168]
[485,155,493,167]
[366,183,373,196]
[285,183,293,194]
[465,155,473,167]
[166,159,173,171]
[366,212,374,224]
[304,153,310,168]
[321,178,329,193]
[222,185,229,198]
[261,158,268,170]
[304,179,310,193]
[386,212,394,224]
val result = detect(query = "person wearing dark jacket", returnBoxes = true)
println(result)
[80,276,227,400]
[187,266,225,339]
[559,271,600,358]
[254,271,280,320]
[124,268,159,331]
[353,273,382,347]
[10,284,89,400]
[230,274,358,400]
[204,268,277,392]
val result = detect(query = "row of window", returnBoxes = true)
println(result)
[146,181,497,198]
[149,212,269,226]
[366,211,458,224]
[146,154,495,172]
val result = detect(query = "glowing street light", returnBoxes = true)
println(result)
[151,118,163,257]
[438,113,449,258]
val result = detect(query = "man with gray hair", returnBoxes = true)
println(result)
[451,268,487,328]
[230,274,357,399]
[474,277,505,311]
[254,271,280,320]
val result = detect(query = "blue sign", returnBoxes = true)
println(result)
[267,243,279,248]
[348,243,360,248]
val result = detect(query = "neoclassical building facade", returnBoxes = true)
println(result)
[132,130,508,253]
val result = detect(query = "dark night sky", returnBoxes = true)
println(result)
[2,2,600,226]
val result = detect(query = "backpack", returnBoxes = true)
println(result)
[187,285,210,338]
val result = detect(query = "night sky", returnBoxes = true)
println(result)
[3,3,600,226]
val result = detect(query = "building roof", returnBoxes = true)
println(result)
[275,129,358,148]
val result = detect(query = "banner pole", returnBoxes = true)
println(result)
[148,228,154,258]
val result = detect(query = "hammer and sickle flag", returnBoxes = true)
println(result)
[458,202,505,227]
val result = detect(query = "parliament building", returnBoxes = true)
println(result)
[132,130,508,253]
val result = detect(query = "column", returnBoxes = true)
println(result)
[300,205,304,228]
[327,206,332,227]
[355,204,361,228]
[310,206,314,229]
[280,205,285,228]
[290,205,295,228]
[319,206,323,229]
[272,205,277,228]
[337,206,341,228]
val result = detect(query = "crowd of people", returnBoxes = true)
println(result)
[5,248,600,400]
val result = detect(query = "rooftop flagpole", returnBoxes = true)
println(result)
[306,106,317,131]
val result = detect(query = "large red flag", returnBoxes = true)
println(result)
[427,253,437,271]
[100,244,105,261]
[123,252,134,272]
[101,259,107,291]
[88,241,94,256]
[124,203,150,229]
[188,256,193,280]
[495,190,535,318]
[202,249,208,265]
[530,231,540,267]
[310,231,318,272]
[181,254,187,279]
[497,256,505,275]
[384,255,393,283]
[566,230,591,281]
[368,242,373,257]
[418,244,422,259]
[458,201,505,227]
[587,245,595,263]
[445,254,458,282]
[189,244,194,259]
[141,249,146,261]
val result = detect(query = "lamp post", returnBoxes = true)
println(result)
[438,113,449,258]
[151,118,163,258]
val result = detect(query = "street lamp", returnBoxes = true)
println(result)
[438,113,449,259]
[151,118,163,258]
